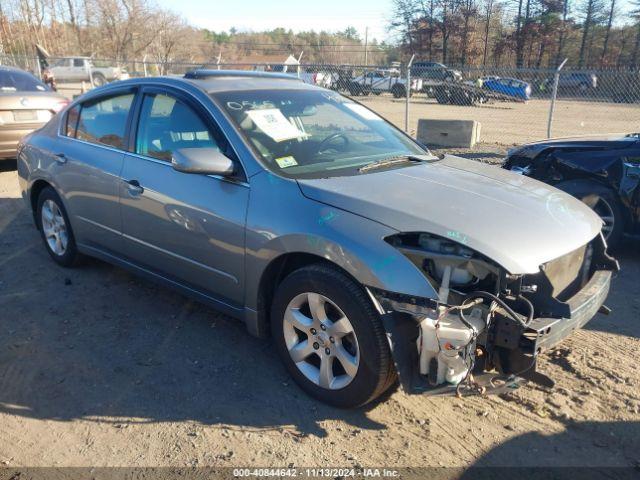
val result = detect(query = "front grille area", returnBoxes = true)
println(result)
[542,243,591,300]
[517,235,615,319]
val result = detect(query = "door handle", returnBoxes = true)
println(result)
[125,179,144,196]
[54,153,67,164]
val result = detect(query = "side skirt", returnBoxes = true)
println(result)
[77,243,246,323]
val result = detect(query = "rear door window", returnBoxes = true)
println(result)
[74,93,134,149]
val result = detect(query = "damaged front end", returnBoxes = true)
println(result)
[369,232,619,396]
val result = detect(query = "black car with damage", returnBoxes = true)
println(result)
[503,134,640,248]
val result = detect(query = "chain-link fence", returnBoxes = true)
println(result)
[3,53,640,149]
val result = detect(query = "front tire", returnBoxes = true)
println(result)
[36,187,80,267]
[271,264,396,407]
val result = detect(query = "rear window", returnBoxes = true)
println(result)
[65,105,81,137]
[0,69,48,92]
[73,93,134,149]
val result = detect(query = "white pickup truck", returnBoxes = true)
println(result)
[348,70,423,98]
[49,57,130,86]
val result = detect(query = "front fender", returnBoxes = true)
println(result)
[243,171,438,328]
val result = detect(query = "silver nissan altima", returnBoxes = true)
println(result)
[17,71,618,407]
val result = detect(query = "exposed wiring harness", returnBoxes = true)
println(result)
[460,291,534,329]
[448,291,536,396]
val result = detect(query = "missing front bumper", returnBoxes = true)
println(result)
[493,269,613,376]
[378,268,614,396]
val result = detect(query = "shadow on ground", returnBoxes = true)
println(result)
[0,184,638,440]
[0,196,390,438]
[460,421,640,474]
[583,236,640,339]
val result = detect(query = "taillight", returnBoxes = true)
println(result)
[51,100,69,114]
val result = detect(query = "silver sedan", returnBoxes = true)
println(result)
[17,71,617,407]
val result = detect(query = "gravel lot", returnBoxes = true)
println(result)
[359,96,640,146]
[0,154,639,470]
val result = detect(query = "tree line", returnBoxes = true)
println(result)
[0,0,385,69]
[3,0,639,70]
[389,0,640,69]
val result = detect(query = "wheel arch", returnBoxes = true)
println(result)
[554,177,629,238]
[554,177,625,211]
[253,252,362,338]
[30,179,54,226]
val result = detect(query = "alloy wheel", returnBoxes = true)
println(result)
[41,199,68,256]
[283,292,360,390]
[584,194,615,239]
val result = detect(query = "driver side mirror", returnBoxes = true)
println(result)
[172,148,235,176]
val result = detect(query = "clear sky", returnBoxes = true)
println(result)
[155,0,394,42]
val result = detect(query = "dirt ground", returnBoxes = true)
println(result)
[0,155,639,471]
[359,95,640,146]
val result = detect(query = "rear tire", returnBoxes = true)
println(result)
[36,187,80,267]
[271,264,396,408]
[434,91,450,104]
[391,85,406,99]
[555,180,625,249]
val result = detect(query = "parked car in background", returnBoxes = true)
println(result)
[482,77,532,100]
[254,63,333,89]
[297,68,334,89]
[463,75,500,88]
[349,69,423,97]
[49,56,129,87]
[0,66,68,160]
[18,71,617,407]
[503,133,640,248]
[542,72,598,93]
[411,62,462,83]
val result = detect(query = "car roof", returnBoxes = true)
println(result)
[184,69,300,82]
[187,71,318,93]
[68,71,321,108]
[0,65,36,74]
[105,70,318,94]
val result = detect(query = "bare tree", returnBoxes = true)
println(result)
[459,0,479,65]
[630,0,640,67]
[482,0,496,65]
[600,0,616,66]
[555,0,570,66]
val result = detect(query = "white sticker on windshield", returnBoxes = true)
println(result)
[246,108,307,142]
[344,103,382,121]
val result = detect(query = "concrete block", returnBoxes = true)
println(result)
[417,119,481,148]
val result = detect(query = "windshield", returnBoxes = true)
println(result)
[0,69,49,92]
[213,89,427,178]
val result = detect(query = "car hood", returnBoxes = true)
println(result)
[297,155,602,274]
[508,133,638,160]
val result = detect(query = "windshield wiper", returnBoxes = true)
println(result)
[358,154,439,173]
